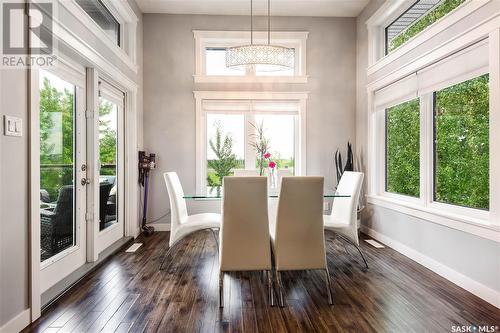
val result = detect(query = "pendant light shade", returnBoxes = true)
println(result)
[226,0,294,71]
[226,44,294,70]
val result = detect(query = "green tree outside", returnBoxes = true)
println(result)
[40,77,118,201]
[434,75,489,209]
[386,98,420,197]
[207,122,237,187]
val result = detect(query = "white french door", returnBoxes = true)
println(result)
[95,80,125,253]
[37,64,87,293]
[35,67,126,294]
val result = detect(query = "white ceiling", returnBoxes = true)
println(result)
[135,0,370,17]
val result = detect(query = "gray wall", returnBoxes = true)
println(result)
[0,0,143,327]
[0,60,30,327]
[356,0,500,295]
[143,14,357,223]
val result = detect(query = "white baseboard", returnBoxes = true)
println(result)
[360,225,500,309]
[147,223,170,231]
[0,309,30,333]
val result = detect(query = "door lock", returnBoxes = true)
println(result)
[81,178,91,186]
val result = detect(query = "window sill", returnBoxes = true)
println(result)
[193,75,308,84]
[366,194,500,243]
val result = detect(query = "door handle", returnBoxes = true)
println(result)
[81,178,91,186]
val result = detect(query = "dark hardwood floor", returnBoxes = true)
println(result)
[24,231,500,333]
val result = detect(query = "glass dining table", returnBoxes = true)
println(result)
[183,187,351,200]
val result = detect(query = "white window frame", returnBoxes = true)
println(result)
[194,91,308,194]
[366,33,500,242]
[193,31,308,83]
[365,0,492,73]
[59,0,138,72]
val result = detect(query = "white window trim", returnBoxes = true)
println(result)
[365,0,493,74]
[194,91,308,194]
[366,24,500,242]
[193,30,308,84]
[59,0,138,73]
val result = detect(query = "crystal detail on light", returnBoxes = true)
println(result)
[226,44,294,71]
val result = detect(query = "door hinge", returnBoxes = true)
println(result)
[85,212,93,222]
[85,109,94,119]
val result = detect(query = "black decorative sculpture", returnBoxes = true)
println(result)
[335,141,354,184]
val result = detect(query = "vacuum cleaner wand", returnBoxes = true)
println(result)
[139,151,156,236]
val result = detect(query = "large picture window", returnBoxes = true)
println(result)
[434,74,490,210]
[385,98,420,197]
[195,92,307,193]
[205,112,296,190]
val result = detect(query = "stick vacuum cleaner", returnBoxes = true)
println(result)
[139,151,156,236]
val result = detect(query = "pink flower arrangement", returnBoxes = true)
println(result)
[264,152,271,159]
[268,161,276,169]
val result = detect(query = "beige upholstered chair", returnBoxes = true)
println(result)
[219,177,273,307]
[160,172,221,270]
[271,176,333,307]
[324,171,367,269]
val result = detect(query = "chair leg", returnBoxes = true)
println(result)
[266,270,275,307]
[324,268,334,305]
[337,234,369,270]
[276,271,285,308]
[219,271,224,308]
[354,244,369,270]
[210,228,219,253]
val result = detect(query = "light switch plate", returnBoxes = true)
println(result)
[3,115,22,137]
[323,201,330,211]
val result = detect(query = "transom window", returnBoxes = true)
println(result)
[75,0,121,46]
[194,31,307,83]
[385,0,466,54]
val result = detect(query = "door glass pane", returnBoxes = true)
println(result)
[254,114,295,174]
[206,114,245,189]
[385,98,420,197]
[434,74,489,209]
[39,70,76,262]
[99,98,119,230]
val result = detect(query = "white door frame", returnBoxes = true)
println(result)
[29,63,139,324]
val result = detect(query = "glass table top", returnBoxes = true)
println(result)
[183,187,351,200]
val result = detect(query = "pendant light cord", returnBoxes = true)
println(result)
[267,0,270,45]
[250,0,253,44]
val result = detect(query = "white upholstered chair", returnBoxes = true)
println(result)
[324,171,368,269]
[233,169,260,177]
[271,177,333,307]
[160,172,221,270]
[219,177,273,307]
